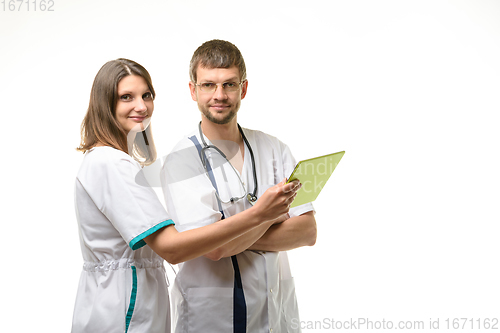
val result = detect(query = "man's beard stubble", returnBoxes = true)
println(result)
[200,103,239,125]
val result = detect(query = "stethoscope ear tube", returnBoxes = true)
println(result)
[200,144,227,168]
[238,124,258,200]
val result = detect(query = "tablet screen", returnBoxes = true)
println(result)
[287,151,345,207]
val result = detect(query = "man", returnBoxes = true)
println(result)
[161,39,317,333]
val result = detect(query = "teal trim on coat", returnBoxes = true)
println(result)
[125,266,137,333]
[129,219,175,250]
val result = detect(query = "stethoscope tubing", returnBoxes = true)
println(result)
[198,122,258,204]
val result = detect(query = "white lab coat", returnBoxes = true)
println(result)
[72,147,173,333]
[161,127,314,333]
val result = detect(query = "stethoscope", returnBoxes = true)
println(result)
[198,121,258,206]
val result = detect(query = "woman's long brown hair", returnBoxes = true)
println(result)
[77,58,157,166]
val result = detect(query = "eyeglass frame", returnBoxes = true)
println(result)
[194,80,247,93]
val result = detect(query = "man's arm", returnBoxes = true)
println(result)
[204,178,295,261]
[203,214,289,261]
[248,211,317,252]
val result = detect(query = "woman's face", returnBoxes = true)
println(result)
[115,75,154,134]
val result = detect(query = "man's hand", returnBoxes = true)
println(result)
[252,178,301,222]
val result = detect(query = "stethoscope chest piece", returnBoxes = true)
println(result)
[247,193,257,206]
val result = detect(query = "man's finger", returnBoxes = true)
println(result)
[282,180,300,193]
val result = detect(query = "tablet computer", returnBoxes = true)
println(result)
[287,151,345,207]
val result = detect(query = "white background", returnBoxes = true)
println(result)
[1,0,499,331]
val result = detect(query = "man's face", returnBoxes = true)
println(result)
[189,65,247,125]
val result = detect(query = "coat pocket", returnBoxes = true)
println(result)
[187,287,233,333]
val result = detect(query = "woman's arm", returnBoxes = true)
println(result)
[145,179,300,264]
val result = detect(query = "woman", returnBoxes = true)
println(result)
[72,58,300,333]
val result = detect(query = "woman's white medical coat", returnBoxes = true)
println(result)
[72,147,173,333]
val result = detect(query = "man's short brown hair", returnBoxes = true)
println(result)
[189,39,247,83]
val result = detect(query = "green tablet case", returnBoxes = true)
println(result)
[287,151,345,207]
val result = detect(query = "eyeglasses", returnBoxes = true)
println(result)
[195,81,245,93]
